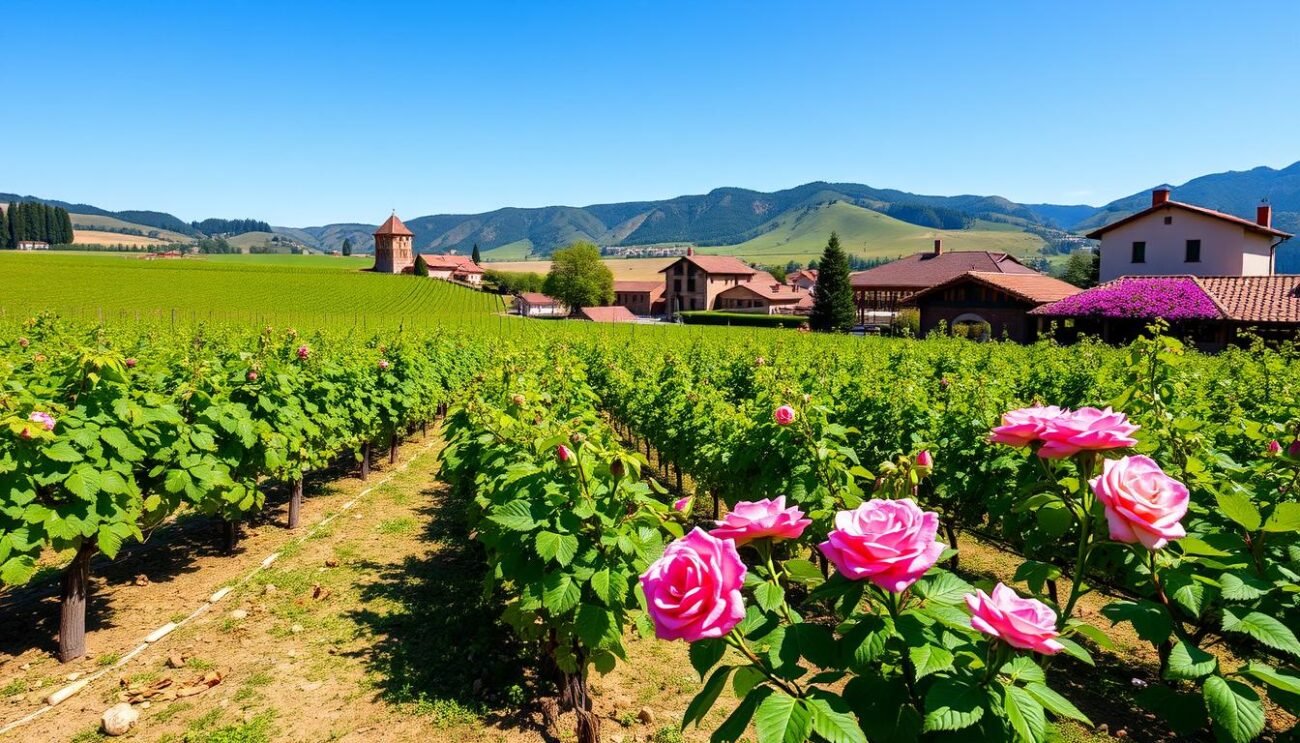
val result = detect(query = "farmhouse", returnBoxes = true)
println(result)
[904,271,1081,343]
[576,306,638,323]
[659,248,757,313]
[1032,275,1300,347]
[715,280,813,315]
[786,269,818,291]
[516,292,567,318]
[371,213,416,273]
[850,240,1036,323]
[15,240,49,251]
[612,280,666,316]
[1091,188,1292,283]
[420,255,485,286]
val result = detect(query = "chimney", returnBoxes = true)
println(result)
[933,239,943,255]
[1257,201,1273,228]
[1152,187,1171,207]
[686,246,694,256]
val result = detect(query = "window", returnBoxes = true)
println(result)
[674,279,681,292]
[1185,239,1201,263]
[687,279,696,292]
[1164,216,1173,225]
[1131,242,1146,264]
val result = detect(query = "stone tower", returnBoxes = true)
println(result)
[371,213,415,273]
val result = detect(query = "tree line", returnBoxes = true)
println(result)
[1,202,75,248]
[191,218,271,236]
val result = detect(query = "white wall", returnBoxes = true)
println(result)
[1099,207,1275,282]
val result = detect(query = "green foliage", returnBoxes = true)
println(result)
[542,241,614,311]
[414,254,430,277]
[341,238,352,256]
[809,232,855,333]
[1057,250,1099,289]
[677,312,808,329]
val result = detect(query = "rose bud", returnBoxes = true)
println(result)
[296,345,310,360]
[510,394,526,407]
[125,358,138,368]
[247,371,259,382]
[610,458,626,478]
[673,496,693,513]
[378,359,390,371]
[916,450,934,469]
[570,432,585,445]
[18,337,29,348]
[556,445,574,463]
[18,427,32,440]
[1290,440,1300,458]
[1267,440,1282,456]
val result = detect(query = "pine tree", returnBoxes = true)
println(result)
[10,202,28,243]
[809,232,856,332]
[413,254,429,277]
[0,204,8,249]
[60,208,74,245]
[341,238,352,257]
[43,204,58,244]
[472,242,482,264]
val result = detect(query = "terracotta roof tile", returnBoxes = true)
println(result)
[906,271,1082,305]
[659,255,756,276]
[1198,276,1300,324]
[613,280,664,293]
[1085,201,1292,240]
[374,213,414,237]
[420,254,482,272]
[851,251,1034,290]
[717,281,810,302]
[577,306,638,323]
[518,292,562,305]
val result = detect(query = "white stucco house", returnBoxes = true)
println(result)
[1090,188,1292,283]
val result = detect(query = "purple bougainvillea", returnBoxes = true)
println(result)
[1039,278,1222,321]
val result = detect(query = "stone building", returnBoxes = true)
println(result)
[371,213,414,273]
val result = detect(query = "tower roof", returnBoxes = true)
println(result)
[374,213,414,237]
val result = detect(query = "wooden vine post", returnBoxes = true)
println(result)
[58,543,96,662]
[288,479,304,529]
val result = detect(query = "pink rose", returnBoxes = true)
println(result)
[1090,455,1188,550]
[916,450,933,469]
[818,499,945,592]
[296,345,310,360]
[989,405,1068,448]
[965,583,1064,655]
[1267,440,1282,456]
[378,359,390,371]
[673,496,692,513]
[247,370,259,382]
[556,445,573,463]
[640,528,746,641]
[773,405,796,426]
[28,411,55,432]
[709,497,810,545]
[1037,407,1139,459]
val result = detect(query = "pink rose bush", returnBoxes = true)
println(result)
[818,499,945,592]
[1090,455,1188,550]
[28,411,56,431]
[773,405,796,426]
[1037,407,1139,459]
[965,583,1064,655]
[989,405,1067,447]
[640,528,746,641]
[709,497,810,545]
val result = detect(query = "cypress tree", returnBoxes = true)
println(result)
[11,202,28,243]
[60,207,74,245]
[809,231,856,332]
[472,242,482,264]
[43,204,58,244]
[0,204,8,249]
[342,238,352,256]
[413,254,429,277]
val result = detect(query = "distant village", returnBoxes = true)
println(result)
[369,189,1299,348]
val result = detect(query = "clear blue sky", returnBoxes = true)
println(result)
[2,0,1297,226]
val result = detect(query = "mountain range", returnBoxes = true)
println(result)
[5,160,1298,271]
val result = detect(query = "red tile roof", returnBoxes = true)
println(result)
[613,280,665,294]
[1085,201,1292,240]
[788,269,818,284]
[420,254,482,272]
[905,271,1082,305]
[518,292,562,305]
[374,213,414,237]
[851,251,1034,290]
[659,254,756,276]
[1197,276,1300,324]
[718,281,810,303]
[577,306,638,323]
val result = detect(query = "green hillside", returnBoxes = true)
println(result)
[479,239,534,261]
[698,201,1046,264]
[68,213,192,243]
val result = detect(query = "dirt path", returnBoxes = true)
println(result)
[0,433,725,743]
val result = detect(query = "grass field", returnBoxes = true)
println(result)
[479,239,534,261]
[71,229,168,247]
[698,201,1047,264]
[68,213,192,243]
[488,257,673,280]
[0,253,504,326]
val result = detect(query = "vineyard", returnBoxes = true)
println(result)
[0,254,505,327]
[2,314,1300,742]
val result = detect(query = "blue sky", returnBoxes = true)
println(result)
[2,0,1297,225]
